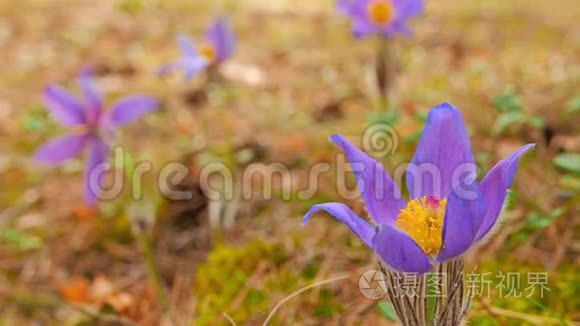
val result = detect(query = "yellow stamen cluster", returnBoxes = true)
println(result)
[395,196,447,256]
[199,43,216,63]
[367,0,395,25]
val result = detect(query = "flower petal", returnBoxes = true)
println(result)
[43,85,86,126]
[406,103,476,199]
[352,19,376,39]
[474,144,535,242]
[157,61,181,76]
[381,21,413,37]
[183,57,210,80]
[393,0,424,20]
[78,66,103,124]
[373,224,433,274]
[336,0,356,14]
[158,58,209,81]
[207,16,235,63]
[331,134,405,224]
[35,135,88,165]
[85,138,110,205]
[176,34,197,57]
[107,96,158,126]
[437,181,485,262]
[304,202,376,248]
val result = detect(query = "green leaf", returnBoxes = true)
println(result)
[527,116,545,128]
[1,228,43,251]
[553,153,580,175]
[245,289,265,307]
[526,212,552,230]
[566,96,580,113]
[22,117,44,132]
[494,90,521,112]
[377,301,398,321]
[493,112,527,134]
[413,110,429,122]
[404,130,422,144]
[366,111,398,125]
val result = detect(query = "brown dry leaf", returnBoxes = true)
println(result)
[59,277,90,303]
[72,204,97,222]
[175,110,195,136]
[107,292,135,315]
[89,274,115,304]
[397,119,421,139]
[551,134,580,152]
[282,134,307,153]
[312,149,332,163]
[496,139,529,159]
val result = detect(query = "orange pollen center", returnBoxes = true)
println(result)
[367,0,395,25]
[394,196,447,256]
[199,43,216,63]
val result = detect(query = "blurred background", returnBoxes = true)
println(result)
[0,0,578,325]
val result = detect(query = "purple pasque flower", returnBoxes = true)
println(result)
[337,0,424,38]
[35,67,158,204]
[160,16,235,80]
[304,103,534,274]
[203,16,235,64]
[158,34,210,81]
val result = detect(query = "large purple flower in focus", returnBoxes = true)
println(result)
[160,16,235,80]
[35,68,158,204]
[337,0,424,38]
[304,103,534,273]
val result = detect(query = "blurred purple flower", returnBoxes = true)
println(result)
[35,67,158,204]
[204,16,236,64]
[304,103,534,273]
[337,0,424,38]
[160,16,235,80]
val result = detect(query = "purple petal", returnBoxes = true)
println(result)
[35,134,88,165]
[474,144,535,242]
[157,61,181,76]
[304,203,376,248]
[183,57,210,80]
[342,0,421,38]
[331,134,405,224]
[106,96,158,126]
[437,181,485,262]
[336,0,356,14]
[158,57,208,81]
[176,34,197,57]
[393,0,424,20]
[78,66,103,124]
[43,85,86,126]
[373,224,433,274]
[381,21,413,37]
[406,103,476,199]
[84,138,110,205]
[206,16,235,62]
[352,19,377,39]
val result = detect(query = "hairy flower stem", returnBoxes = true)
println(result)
[375,37,394,112]
[379,259,471,326]
[136,231,169,312]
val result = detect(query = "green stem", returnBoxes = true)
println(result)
[136,232,169,312]
[220,108,236,170]
[376,36,392,112]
